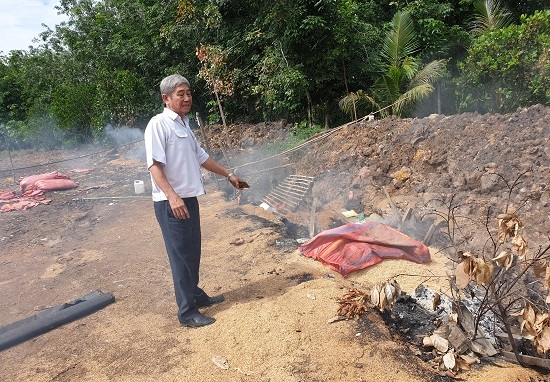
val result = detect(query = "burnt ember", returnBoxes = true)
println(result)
[380,296,438,348]
[279,217,309,239]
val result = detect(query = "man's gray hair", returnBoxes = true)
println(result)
[160,74,190,96]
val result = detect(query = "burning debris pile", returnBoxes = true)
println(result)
[333,197,550,377]
[200,106,550,377]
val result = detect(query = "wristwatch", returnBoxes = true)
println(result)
[227,172,234,180]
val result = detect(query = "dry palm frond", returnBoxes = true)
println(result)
[336,289,369,319]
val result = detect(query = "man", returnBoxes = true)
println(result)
[144,73,246,327]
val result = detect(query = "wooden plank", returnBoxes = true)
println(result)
[285,177,314,185]
[263,194,297,208]
[284,181,314,189]
[278,182,311,191]
[401,207,412,222]
[309,198,319,238]
[271,191,301,206]
[423,222,438,246]
[275,185,309,199]
[262,174,315,214]
[382,186,402,222]
[501,351,550,370]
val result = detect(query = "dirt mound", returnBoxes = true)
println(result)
[284,105,550,252]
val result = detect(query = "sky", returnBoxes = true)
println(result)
[0,0,68,54]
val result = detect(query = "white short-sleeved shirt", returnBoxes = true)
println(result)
[144,108,210,201]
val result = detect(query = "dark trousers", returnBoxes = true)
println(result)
[154,197,208,323]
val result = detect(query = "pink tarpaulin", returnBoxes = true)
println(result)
[299,222,431,276]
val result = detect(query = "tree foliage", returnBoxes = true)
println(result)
[457,10,550,113]
[0,0,548,150]
[340,11,446,118]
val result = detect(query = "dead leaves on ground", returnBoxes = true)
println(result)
[370,280,401,312]
[336,288,369,319]
[335,280,401,320]
[436,351,479,380]
[422,314,482,378]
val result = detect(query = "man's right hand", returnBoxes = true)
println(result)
[168,195,190,219]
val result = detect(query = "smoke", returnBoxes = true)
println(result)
[200,124,296,204]
[103,124,145,161]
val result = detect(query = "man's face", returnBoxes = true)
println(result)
[163,83,192,117]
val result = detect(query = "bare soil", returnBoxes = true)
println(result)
[1,105,549,381]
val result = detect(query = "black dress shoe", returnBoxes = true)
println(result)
[180,313,216,328]
[196,294,225,308]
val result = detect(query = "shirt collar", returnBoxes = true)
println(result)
[163,108,189,137]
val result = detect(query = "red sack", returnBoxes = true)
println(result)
[20,172,70,192]
[34,178,78,191]
[299,222,431,276]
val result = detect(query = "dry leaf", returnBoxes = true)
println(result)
[455,263,470,289]
[496,213,523,244]
[336,289,369,319]
[460,252,473,275]
[455,357,471,371]
[370,285,380,307]
[534,312,549,334]
[511,234,528,258]
[514,304,537,340]
[423,336,434,347]
[212,355,229,370]
[448,312,459,324]
[384,282,396,303]
[384,280,400,309]
[474,259,493,286]
[458,353,480,365]
[492,251,513,271]
[370,280,400,312]
[443,351,456,370]
[534,326,550,354]
[379,286,388,311]
[430,334,449,353]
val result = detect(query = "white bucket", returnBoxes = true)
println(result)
[134,180,145,194]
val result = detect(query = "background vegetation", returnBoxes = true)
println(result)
[0,0,549,149]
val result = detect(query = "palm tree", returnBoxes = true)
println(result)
[471,0,512,35]
[340,11,446,118]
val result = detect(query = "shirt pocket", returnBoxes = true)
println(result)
[166,132,192,153]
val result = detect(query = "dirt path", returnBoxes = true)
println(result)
[0,150,545,381]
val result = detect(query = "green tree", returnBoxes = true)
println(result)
[456,10,550,113]
[470,0,512,35]
[340,11,446,118]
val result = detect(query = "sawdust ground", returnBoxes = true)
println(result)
[0,147,547,381]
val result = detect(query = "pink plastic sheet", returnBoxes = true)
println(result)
[299,222,431,276]
[20,171,70,192]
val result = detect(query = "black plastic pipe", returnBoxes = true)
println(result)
[0,290,115,351]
